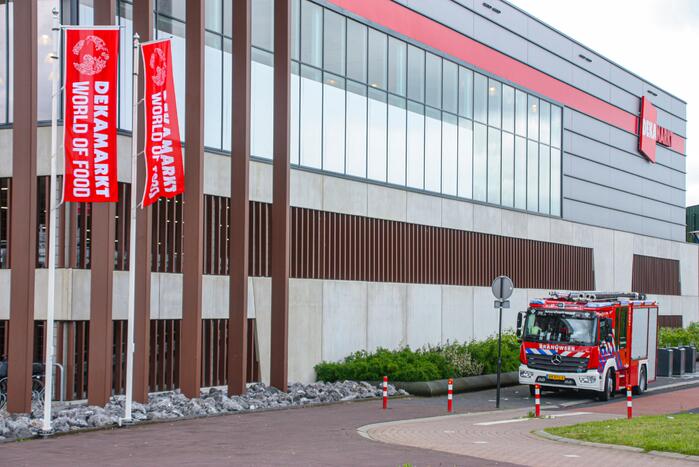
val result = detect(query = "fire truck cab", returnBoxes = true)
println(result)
[516,291,659,401]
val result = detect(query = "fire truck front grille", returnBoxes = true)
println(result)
[527,355,589,373]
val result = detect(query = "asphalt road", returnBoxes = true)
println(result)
[0,374,697,467]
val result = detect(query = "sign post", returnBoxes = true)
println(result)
[42,7,61,433]
[491,275,513,409]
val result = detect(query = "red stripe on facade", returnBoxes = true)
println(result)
[327,0,686,155]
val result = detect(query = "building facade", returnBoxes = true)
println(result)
[0,0,695,409]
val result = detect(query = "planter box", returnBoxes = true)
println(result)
[389,371,519,397]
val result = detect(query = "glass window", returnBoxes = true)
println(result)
[323,74,345,174]
[502,85,514,133]
[407,101,425,189]
[515,89,527,136]
[551,148,561,216]
[442,61,458,115]
[487,127,501,204]
[291,0,300,60]
[37,0,59,121]
[205,32,223,150]
[158,0,186,21]
[300,65,323,168]
[442,113,458,196]
[346,80,367,177]
[474,73,487,124]
[458,118,473,199]
[118,2,134,131]
[473,123,487,201]
[540,101,550,145]
[514,136,527,210]
[1,2,7,123]
[527,140,538,211]
[528,95,539,140]
[487,79,501,128]
[551,105,562,149]
[251,49,274,158]
[252,0,273,50]
[301,0,322,67]
[223,38,232,151]
[538,144,550,214]
[501,132,514,208]
[224,0,232,36]
[458,67,473,119]
[290,62,300,163]
[407,45,425,103]
[157,17,186,136]
[368,29,387,90]
[388,95,407,186]
[367,88,387,181]
[425,107,442,192]
[323,10,345,75]
[205,0,222,32]
[388,37,406,96]
[425,53,441,109]
[346,20,367,83]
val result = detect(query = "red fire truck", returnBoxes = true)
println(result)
[516,291,659,400]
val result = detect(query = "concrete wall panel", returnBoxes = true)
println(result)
[441,285,473,343]
[407,192,442,227]
[406,284,441,349]
[288,279,323,383]
[367,282,406,351]
[367,185,407,222]
[321,280,367,362]
[322,177,367,216]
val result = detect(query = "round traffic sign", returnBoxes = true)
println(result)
[491,275,514,300]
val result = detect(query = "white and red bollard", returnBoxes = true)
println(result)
[447,378,453,413]
[534,384,541,417]
[382,376,388,410]
[626,385,633,419]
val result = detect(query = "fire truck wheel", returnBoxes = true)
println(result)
[598,370,614,401]
[633,366,647,396]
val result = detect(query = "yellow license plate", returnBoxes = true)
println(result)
[547,374,565,381]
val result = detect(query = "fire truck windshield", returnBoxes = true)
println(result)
[523,312,597,346]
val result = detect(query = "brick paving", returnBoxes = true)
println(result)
[0,383,697,466]
[362,408,692,466]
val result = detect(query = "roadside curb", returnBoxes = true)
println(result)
[534,429,699,463]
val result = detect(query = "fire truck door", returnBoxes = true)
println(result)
[615,306,630,367]
[647,307,658,381]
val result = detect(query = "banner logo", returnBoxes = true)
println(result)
[63,28,119,203]
[638,96,673,164]
[141,39,185,207]
[72,35,111,76]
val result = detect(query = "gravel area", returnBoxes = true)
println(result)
[0,381,406,442]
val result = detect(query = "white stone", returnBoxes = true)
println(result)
[0,270,9,319]
[159,273,183,318]
[0,129,11,177]
[613,231,634,291]
[111,271,129,320]
[250,160,273,203]
[202,275,229,319]
[71,269,91,321]
[203,151,231,198]
[501,210,528,239]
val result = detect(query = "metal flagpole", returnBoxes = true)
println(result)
[42,7,61,433]
[121,33,140,425]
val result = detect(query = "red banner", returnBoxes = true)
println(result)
[141,39,185,207]
[63,28,120,203]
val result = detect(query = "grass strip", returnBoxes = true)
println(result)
[546,414,699,456]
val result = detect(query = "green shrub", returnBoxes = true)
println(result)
[314,335,518,383]
[465,332,520,374]
[658,322,699,348]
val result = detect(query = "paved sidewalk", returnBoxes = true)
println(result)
[360,408,693,466]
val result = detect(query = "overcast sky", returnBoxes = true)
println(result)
[510,0,699,206]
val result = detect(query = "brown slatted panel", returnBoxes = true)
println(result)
[65,322,75,400]
[114,320,123,395]
[632,254,681,296]
[149,320,157,391]
[658,315,683,328]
